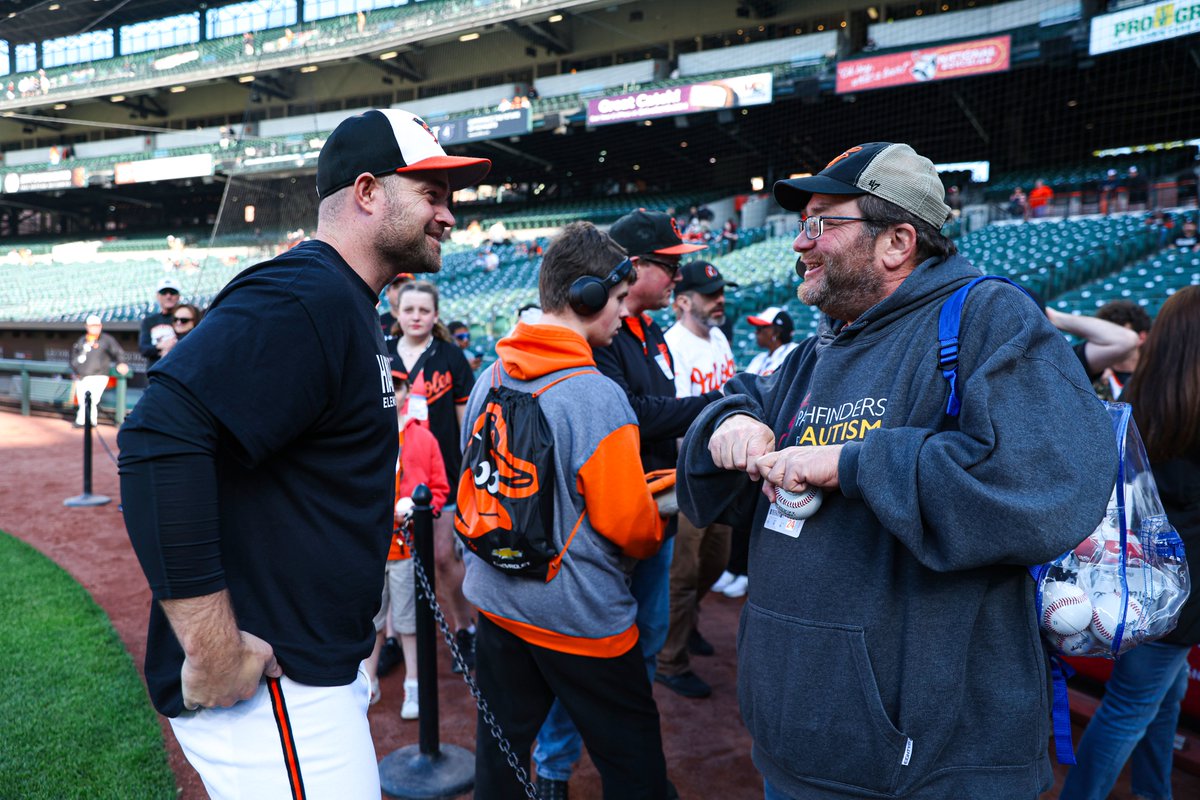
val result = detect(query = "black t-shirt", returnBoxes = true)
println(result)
[128,240,397,713]
[390,337,474,484]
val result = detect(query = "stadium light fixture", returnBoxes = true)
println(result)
[110,95,125,102]
[380,51,399,60]
[867,6,879,20]
[53,103,67,110]
[170,85,187,93]
[48,3,60,10]
[459,32,480,42]
[300,65,319,73]
[238,75,255,83]
[750,177,764,191]
[548,14,563,23]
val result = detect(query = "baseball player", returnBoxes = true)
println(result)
[118,109,489,798]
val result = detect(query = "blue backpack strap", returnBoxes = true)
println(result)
[937,276,1034,417]
[942,278,1076,762]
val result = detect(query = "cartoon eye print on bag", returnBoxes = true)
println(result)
[455,402,540,538]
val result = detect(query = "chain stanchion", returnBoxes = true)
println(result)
[64,391,111,508]
[378,484,475,799]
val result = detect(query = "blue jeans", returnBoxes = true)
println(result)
[532,537,675,781]
[1059,640,1192,800]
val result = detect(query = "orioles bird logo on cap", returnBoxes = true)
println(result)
[670,217,684,239]
[825,145,864,170]
[705,264,718,279]
[412,115,439,144]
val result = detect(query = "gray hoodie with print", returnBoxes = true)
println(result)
[678,254,1117,799]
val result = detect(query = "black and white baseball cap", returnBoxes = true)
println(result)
[316,109,491,199]
[773,142,951,230]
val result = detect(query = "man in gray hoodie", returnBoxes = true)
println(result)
[677,142,1117,799]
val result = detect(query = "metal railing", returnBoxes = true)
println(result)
[0,358,133,424]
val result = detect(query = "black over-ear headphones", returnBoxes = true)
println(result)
[568,257,634,316]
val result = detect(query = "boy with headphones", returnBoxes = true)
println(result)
[459,222,670,799]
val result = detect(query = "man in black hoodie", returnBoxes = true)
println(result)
[678,143,1116,799]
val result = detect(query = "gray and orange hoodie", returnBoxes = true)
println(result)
[459,321,665,658]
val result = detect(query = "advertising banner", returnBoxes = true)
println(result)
[836,35,1011,94]
[434,108,531,145]
[585,73,773,127]
[1090,2,1200,55]
[2,167,87,193]
[114,153,213,185]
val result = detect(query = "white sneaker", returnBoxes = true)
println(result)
[722,575,748,598]
[710,571,736,594]
[401,680,419,720]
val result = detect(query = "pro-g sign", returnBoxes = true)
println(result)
[1090,1,1200,55]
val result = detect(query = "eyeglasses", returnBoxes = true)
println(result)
[799,215,879,240]
[172,316,195,325]
[453,332,470,341]
[637,256,680,278]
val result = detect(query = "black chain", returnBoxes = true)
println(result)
[399,519,539,800]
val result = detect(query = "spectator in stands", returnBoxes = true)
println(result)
[1126,165,1150,211]
[1174,217,1198,252]
[71,315,130,427]
[946,185,962,218]
[720,217,740,254]
[1060,285,1200,800]
[139,277,182,369]
[1177,168,1198,208]
[1100,168,1120,215]
[390,280,478,671]
[1027,178,1054,218]
[1007,186,1027,220]
[1045,305,1143,400]
[1094,300,1153,400]
[532,209,717,795]
[678,141,1116,800]
[164,304,202,354]
[447,320,482,371]
[1146,210,1174,248]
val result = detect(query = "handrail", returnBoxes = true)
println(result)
[0,358,132,424]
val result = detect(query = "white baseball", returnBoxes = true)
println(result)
[1050,630,1095,657]
[1090,593,1146,649]
[774,486,824,520]
[1040,581,1092,635]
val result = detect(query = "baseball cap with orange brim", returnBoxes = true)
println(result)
[608,210,707,257]
[316,109,491,199]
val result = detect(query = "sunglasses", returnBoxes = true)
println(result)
[638,256,680,278]
[172,316,195,324]
[453,332,470,341]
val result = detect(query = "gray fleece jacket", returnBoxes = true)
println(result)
[678,255,1117,799]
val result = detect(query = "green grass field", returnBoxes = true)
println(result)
[0,531,176,799]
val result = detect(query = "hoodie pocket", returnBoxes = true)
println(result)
[738,602,910,794]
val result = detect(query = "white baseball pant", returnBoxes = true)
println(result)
[169,670,379,799]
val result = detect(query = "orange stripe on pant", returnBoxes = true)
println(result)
[267,677,307,800]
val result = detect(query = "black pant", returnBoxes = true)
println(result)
[473,615,669,800]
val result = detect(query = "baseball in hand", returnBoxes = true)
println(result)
[1039,581,1092,635]
[1090,592,1146,649]
[774,486,824,520]
[395,497,415,520]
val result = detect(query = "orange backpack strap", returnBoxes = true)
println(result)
[544,508,587,583]
[531,368,599,398]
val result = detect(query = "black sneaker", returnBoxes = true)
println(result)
[654,670,712,699]
[687,628,715,657]
[376,637,402,678]
[452,628,476,674]
[536,777,569,800]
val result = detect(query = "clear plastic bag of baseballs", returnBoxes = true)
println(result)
[1032,402,1190,659]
